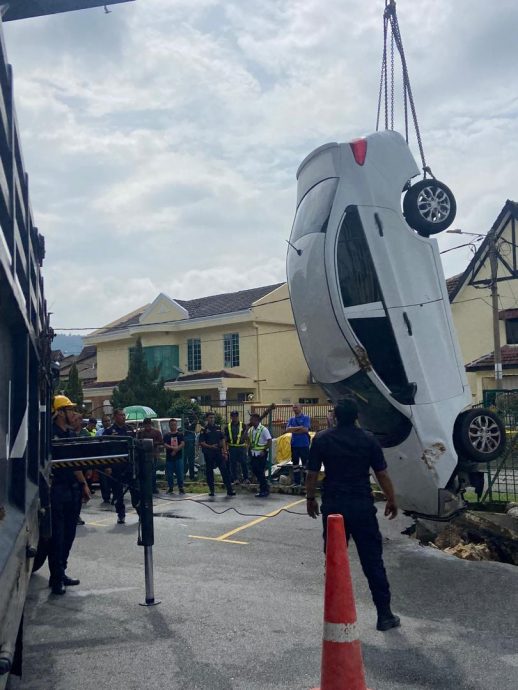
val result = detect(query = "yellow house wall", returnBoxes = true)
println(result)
[451,216,517,366]
[96,339,133,382]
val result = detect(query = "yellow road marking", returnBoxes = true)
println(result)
[189,535,249,545]
[188,498,305,545]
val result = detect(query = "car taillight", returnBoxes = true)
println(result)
[349,138,367,166]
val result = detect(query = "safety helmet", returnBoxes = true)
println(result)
[52,395,76,413]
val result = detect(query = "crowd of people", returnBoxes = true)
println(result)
[48,395,400,630]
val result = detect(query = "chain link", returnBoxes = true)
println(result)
[376,0,428,174]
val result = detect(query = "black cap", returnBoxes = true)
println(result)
[230,410,239,416]
[88,418,97,425]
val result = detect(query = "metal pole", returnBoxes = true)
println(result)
[138,439,160,607]
[489,232,503,390]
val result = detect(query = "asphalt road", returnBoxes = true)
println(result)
[19,491,518,690]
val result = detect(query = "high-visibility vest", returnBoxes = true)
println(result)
[227,422,245,446]
[249,424,268,451]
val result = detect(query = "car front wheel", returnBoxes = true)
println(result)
[453,408,506,463]
[403,179,456,236]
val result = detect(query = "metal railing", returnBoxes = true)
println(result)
[481,433,518,505]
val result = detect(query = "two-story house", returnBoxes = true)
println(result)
[82,283,324,415]
[449,199,518,401]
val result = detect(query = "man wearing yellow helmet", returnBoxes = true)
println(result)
[48,395,90,595]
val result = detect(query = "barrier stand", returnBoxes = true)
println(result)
[138,439,161,607]
[311,514,372,690]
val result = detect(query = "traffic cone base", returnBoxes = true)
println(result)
[310,514,373,690]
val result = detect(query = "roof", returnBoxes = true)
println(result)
[59,346,97,382]
[83,380,120,390]
[168,370,249,382]
[446,273,462,299]
[448,199,518,303]
[175,284,283,319]
[95,283,283,337]
[466,345,518,371]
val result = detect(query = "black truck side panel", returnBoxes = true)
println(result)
[0,18,52,685]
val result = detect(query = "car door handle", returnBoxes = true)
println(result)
[403,312,412,335]
[374,212,383,237]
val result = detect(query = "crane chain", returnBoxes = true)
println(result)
[376,0,429,176]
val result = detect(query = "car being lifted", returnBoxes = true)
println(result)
[286,130,505,519]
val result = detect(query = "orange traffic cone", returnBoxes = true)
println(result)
[311,514,372,690]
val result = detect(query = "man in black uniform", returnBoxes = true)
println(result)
[199,412,235,497]
[183,411,198,481]
[102,408,137,524]
[49,395,91,595]
[305,398,400,631]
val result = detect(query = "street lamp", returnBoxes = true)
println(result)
[448,228,502,390]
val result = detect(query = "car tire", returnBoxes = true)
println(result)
[453,408,506,463]
[32,537,49,573]
[403,179,456,236]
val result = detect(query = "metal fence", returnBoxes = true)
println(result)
[197,402,332,437]
[481,433,518,505]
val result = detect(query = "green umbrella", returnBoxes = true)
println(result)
[123,405,158,421]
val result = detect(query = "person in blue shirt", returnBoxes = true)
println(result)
[286,403,311,486]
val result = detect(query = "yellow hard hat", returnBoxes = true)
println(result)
[52,395,76,413]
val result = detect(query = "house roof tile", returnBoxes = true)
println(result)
[466,345,518,371]
[168,370,248,382]
[95,283,284,337]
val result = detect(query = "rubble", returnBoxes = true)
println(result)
[417,510,518,565]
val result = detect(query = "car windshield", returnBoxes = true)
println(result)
[336,206,412,403]
[291,177,338,243]
[336,205,382,306]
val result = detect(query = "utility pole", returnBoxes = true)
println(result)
[489,231,503,390]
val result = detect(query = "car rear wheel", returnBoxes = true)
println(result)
[453,408,506,463]
[403,179,456,236]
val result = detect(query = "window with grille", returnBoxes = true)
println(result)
[187,338,202,371]
[224,333,240,367]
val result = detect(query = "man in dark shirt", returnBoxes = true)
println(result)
[163,418,185,494]
[103,408,137,524]
[306,398,400,631]
[183,412,198,481]
[137,418,163,494]
[49,395,91,594]
[199,412,235,497]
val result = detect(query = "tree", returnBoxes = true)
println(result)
[111,337,175,416]
[167,396,203,420]
[64,362,83,410]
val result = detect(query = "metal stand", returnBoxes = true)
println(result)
[137,439,161,607]
[140,545,160,607]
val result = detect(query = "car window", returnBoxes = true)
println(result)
[291,177,338,243]
[337,206,382,307]
[323,371,412,448]
[349,316,410,402]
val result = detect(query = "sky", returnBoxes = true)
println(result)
[4,0,518,332]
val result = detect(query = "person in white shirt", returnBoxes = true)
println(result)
[247,413,272,498]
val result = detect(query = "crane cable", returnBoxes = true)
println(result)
[375,0,433,179]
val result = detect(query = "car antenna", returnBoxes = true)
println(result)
[286,239,302,256]
[376,0,431,179]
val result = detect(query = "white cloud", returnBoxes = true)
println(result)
[3,0,518,333]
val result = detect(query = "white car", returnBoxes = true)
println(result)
[287,130,505,518]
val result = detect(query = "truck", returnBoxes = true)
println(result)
[0,3,134,685]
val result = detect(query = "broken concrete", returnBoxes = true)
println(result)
[416,510,518,565]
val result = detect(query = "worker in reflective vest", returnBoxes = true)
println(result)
[247,413,272,498]
[225,410,249,484]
